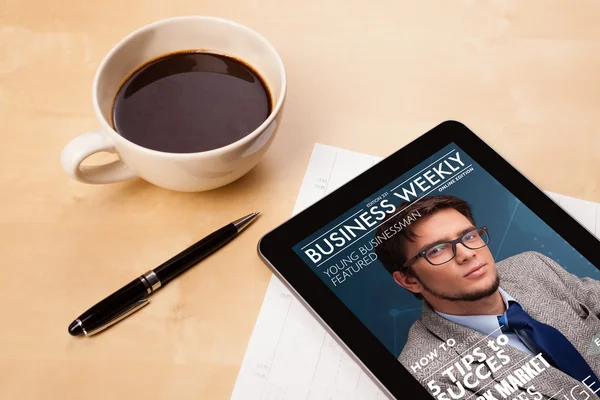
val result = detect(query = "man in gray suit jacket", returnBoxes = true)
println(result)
[375,195,600,400]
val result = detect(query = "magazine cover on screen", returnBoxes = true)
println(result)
[293,143,600,400]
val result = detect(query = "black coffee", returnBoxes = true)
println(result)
[112,51,272,153]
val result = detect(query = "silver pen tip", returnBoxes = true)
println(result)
[233,212,260,232]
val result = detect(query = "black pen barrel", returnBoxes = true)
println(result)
[68,213,259,337]
[153,224,237,285]
[69,278,148,336]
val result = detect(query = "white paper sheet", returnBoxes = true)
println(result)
[231,143,600,400]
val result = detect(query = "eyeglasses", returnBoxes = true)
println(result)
[402,226,490,269]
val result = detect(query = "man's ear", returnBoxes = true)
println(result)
[392,270,424,295]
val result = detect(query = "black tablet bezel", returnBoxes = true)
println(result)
[257,120,600,399]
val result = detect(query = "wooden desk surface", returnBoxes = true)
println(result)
[2,1,600,398]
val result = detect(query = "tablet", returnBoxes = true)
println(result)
[258,121,600,400]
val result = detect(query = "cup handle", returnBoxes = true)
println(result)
[61,130,137,184]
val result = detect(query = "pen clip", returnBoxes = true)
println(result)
[84,299,149,336]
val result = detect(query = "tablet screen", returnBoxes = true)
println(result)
[292,143,600,399]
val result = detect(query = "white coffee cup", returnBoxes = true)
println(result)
[61,16,286,192]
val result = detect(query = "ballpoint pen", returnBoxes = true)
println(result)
[68,212,260,336]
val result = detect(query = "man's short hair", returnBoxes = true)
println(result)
[375,195,476,299]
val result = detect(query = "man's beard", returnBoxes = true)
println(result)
[414,272,500,302]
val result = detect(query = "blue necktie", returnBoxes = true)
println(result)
[505,302,599,386]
